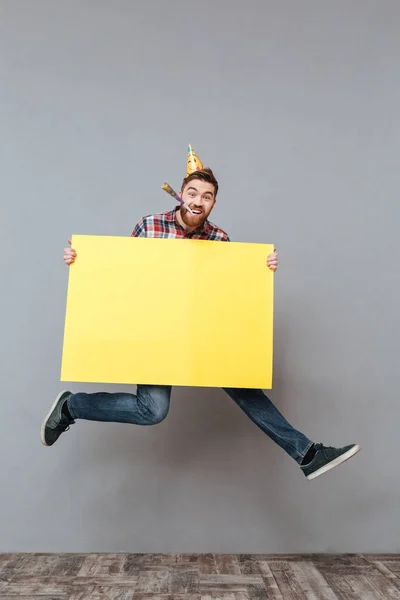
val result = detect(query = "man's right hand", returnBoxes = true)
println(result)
[64,239,77,265]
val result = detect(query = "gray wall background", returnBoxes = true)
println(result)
[1,0,399,553]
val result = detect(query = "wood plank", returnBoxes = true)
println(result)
[257,561,284,599]
[133,595,200,600]
[0,597,67,600]
[290,562,339,599]
[322,574,360,600]
[236,555,306,561]
[200,574,263,592]
[344,574,400,600]
[268,562,307,600]
[0,554,37,579]
[214,555,241,575]
[363,554,400,561]
[373,561,400,586]
[122,553,148,572]
[0,579,72,595]
[20,554,81,576]
[169,568,199,594]
[136,569,170,594]
[3,553,86,577]
[200,575,264,586]
[125,554,180,569]
[198,554,217,574]
[0,553,14,569]
[378,561,400,575]
[10,575,138,587]
[311,554,379,576]
[48,554,87,576]
[238,556,262,575]
[175,555,199,566]
[0,580,9,594]
[200,592,236,600]
[77,554,127,577]
[68,585,135,600]
[246,583,269,599]
[201,593,248,600]
[171,596,201,600]
[367,574,400,599]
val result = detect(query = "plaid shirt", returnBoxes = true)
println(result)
[131,207,230,241]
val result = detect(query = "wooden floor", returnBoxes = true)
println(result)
[0,553,399,599]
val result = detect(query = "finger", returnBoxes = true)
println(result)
[68,239,72,245]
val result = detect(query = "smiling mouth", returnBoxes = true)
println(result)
[190,209,202,215]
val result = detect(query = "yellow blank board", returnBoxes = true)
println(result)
[61,236,274,388]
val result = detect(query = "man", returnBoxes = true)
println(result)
[41,166,360,480]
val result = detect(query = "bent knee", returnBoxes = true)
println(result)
[137,385,171,425]
[148,403,169,425]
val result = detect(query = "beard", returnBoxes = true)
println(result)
[180,206,207,229]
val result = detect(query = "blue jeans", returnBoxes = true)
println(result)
[68,386,313,464]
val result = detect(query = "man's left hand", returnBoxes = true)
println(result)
[267,248,278,271]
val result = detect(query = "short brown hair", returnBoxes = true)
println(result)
[181,167,219,197]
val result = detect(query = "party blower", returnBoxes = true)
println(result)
[161,182,194,214]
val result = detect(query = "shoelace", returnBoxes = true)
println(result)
[55,418,75,432]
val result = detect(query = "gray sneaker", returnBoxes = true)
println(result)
[301,443,361,480]
[40,391,74,447]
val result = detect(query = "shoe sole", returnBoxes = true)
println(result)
[307,444,361,480]
[40,390,70,447]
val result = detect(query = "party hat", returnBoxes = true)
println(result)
[186,144,204,177]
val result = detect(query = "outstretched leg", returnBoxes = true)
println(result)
[223,387,313,464]
[223,387,360,479]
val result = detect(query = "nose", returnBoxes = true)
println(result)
[192,197,204,208]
